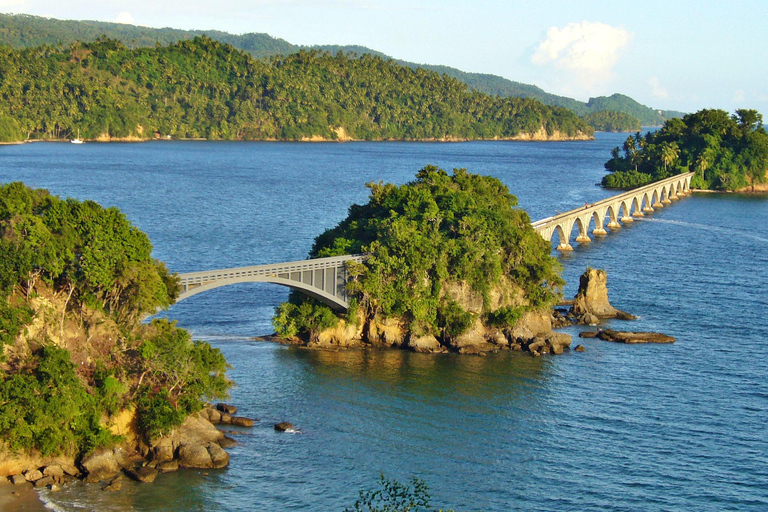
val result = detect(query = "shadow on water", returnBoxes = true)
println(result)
[279,345,552,401]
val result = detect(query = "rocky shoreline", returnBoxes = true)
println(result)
[278,267,642,357]
[0,403,255,500]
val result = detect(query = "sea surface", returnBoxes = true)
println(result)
[1,136,766,512]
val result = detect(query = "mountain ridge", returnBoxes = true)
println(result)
[0,13,684,125]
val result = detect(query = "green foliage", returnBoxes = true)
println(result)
[0,346,117,456]
[135,319,230,440]
[603,109,768,191]
[135,388,186,440]
[0,182,175,320]
[485,305,524,329]
[272,299,340,340]
[583,110,641,132]
[0,182,230,457]
[0,115,23,142]
[279,166,562,342]
[0,36,591,141]
[345,475,447,512]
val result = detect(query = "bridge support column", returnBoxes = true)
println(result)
[652,200,664,208]
[607,220,621,229]
[643,205,655,213]
[620,215,633,223]
[632,210,645,218]
[593,227,608,236]
[556,241,574,251]
[575,234,591,243]
[662,197,672,204]
[669,193,679,200]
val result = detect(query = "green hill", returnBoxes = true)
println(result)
[0,13,684,126]
[0,37,592,142]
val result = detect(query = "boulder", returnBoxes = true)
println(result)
[33,476,55,488]
[230,416,255,428]
[177,443,212,468]
[407,334,442,353]
[207,408,222,424]
[543,332,572,355]
[579,331,598,338]
[42,465,64,481]
[126,466,158,483]
[157,460,179,473]
[24,469,43,482]
[596,329,675,344]
[81,448,120,483]
[220,436,237,449]
[575,344,586,352]
[216,403,237,415]
[207,443,229,469]
[10,474,28,485]
[150,438,175,463]
[367,316,407,347]
[103,475,122,492]
[59,462,80,477]
[570,268,636,321]
[274,422,294,432]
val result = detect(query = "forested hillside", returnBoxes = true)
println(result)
[0,36,592,141]
[0,13,682,128]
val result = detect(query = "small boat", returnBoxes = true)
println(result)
[70,129,84,144]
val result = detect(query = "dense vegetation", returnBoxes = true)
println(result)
[0,14,682,128]
[274,166,563,342]
[582,110,641,132]
[603,109,768,191]
[0,36,591,142]
[0,183,230,456]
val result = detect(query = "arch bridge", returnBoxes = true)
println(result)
[531,172,693,251]
[177,254,366,310]
[176,173,693,310]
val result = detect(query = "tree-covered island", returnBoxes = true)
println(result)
[0,36,592,143]
[0,183,236,486]
[273,166,572,355]
[602,109,768,192]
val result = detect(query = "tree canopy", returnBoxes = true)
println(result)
[0,183,230,455]
[274,166,563,342]
[0,36,592,142]
[602,109,768,191]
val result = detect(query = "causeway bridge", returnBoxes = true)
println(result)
[532,172,693,251]
[177,172,694,309]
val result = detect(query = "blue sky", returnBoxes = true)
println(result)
[2,0,767,114]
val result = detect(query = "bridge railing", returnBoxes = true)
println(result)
[530,172,693,229]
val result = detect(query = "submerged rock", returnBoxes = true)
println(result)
[274,422,294,432]
[596,329,675,344]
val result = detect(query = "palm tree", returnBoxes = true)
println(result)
[660,142,680,174]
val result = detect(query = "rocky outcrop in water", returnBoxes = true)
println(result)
[570,268,636,323]
[593,329,675,344]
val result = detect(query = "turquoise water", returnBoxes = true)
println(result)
[1,137,766,511]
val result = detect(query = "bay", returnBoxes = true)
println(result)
[1,136,766,511]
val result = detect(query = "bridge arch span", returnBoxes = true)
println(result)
[176,255,366,311]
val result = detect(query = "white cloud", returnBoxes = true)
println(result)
[115,11,134,24]
[532,21,630,90]
[733,90,745,103]
[648,77,668,99]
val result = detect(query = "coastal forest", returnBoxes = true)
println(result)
[0,183,230,457]
[0,13,683,129]
[274,166,563,346]
[602,109,768,191]
[0,36,593,142]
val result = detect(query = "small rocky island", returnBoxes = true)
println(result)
[272,167,652,357]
